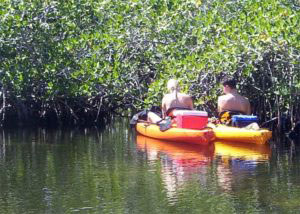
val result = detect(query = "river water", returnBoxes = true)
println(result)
[0,118,300,213]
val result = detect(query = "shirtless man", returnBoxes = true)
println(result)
[148,79,193,123]
[218,78,251,115]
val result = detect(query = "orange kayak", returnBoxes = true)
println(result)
[136,122,215,145]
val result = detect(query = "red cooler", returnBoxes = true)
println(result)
[173,110,208,129]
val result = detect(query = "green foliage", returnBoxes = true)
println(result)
[0,0,299,126]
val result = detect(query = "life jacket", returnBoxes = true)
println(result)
[219,110,244,125]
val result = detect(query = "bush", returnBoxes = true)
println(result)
[0,0,299,127]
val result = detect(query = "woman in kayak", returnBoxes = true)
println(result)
[148,79,193,123]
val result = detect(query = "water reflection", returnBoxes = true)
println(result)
[0,121,299,213]
[136,135,214,200]
[214,141,271,161]
[214,141,271,192]
[136,135,272,197]
[0,126,135,213]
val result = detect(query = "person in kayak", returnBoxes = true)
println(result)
[148,79,193,123]
[217,78,251,124]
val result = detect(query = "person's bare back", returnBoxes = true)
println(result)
[218,79,251,115]
[147,79,193,123]
[162,92,193,118]
[218,93,250,115]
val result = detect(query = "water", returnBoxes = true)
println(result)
[0,118,300,213]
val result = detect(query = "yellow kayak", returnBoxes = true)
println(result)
[208,124,272,144]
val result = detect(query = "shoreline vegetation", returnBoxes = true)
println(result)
[0,0,299,128]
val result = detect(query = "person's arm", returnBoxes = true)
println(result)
[161,96,167,118]
[246,99,251,115]
[217,96,223,113]
[188,96,194,110]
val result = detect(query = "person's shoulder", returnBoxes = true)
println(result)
[218,94,227,101]
[162,93,171,101]
[180,92,192,98]
[163,93,172,98]
[244,96,249,100]
[240,94,249,101]
[244,96,250,104]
